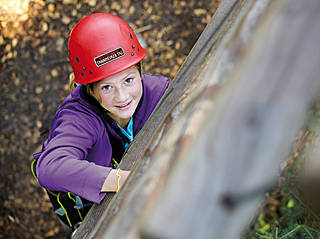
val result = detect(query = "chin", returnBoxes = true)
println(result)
[119,111,134,120]
[112,108,135,121]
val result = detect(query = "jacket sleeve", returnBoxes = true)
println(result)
[36,108,110,203]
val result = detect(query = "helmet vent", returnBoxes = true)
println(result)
[82,67,86,70]
[132,45,135,49]
[137,48,140,52]
[89,70,93,74]
[129,33,133,39]
[81,72,84,76]
[131,52,134,56]
[76,57,80,63]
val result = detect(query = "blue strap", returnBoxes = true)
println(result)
[55,207,65,216]
[117,117,133,149]
[74,195,84,209]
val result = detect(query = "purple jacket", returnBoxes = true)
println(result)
[34,73,169,203]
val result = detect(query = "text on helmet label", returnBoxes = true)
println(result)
[94,47,125,67]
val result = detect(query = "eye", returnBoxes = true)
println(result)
[125,78,134,84]
[101,85,112,92]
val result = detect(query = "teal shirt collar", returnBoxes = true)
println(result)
[117,117,133,149]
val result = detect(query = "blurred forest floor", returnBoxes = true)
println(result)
[244,101,320,239]
[0,0,218,238]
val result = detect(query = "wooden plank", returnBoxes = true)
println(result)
[72,0,242,238]
[140,0,320,238]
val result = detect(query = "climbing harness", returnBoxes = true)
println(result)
[31,159,93,229]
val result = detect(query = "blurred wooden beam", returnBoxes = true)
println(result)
[140,0,320,238]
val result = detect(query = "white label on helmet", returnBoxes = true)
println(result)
[94,47,125,67]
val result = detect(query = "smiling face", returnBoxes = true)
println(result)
[91,66,143,128]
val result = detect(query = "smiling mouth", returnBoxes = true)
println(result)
[116,100,132,109]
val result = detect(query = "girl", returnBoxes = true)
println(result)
[32,13,170,232]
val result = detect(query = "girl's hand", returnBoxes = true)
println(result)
[101,169,130,192]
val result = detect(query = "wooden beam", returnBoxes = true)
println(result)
[140,0,320,238]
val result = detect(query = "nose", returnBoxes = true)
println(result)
[114,86,128,102]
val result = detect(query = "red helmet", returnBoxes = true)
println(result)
[68,13,147,84]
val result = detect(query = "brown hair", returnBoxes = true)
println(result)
[68,72,76,93]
